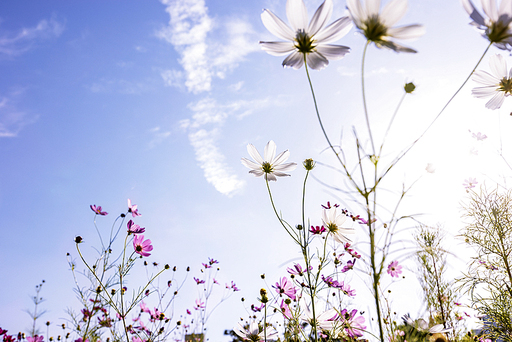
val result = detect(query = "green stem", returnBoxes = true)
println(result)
[361,40,375,155]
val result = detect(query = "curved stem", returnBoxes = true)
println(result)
[265,179,300,244]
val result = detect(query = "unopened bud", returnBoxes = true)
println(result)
[303,158,315,170]
[404,82,416,93]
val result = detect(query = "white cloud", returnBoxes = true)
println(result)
[148,126,172,148]
[0,90,38,137]
[188,128,245,196]
[157,0,258,93]
[0,17,64,56]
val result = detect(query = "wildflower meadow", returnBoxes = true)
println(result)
[3,1,512,342]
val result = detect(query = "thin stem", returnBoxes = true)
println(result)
[265,178,300,244]
[379,92,407,157]
[361,41,375,155]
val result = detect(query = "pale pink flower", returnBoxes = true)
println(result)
[339,308,366,338]
[280,299,293,319]
[463,177,478,190]
[133,235,153,257]
[128,199,141,217]
[387,260,402,278]
[273,276,297,300]
[90,205,108,216]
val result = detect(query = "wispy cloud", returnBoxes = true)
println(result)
[157,0,259,93]
[0,17,64,56]
[148,126,172,148]
[0,90,38,137]
[88,78,153,95]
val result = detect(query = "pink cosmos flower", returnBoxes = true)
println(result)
[90,205,108,216]
[127,220,145,234]
[194,299,205,310]
[287,263,312,276]
[132,337,143,342]
[251,303,264,312]
[133,235,153,257]
[186,309,191,315]
[280,299,292,319]
[339,281,356,297]
[208,257,218,265]
[387,260,402,278]
[344,243,361,259]
[472,131,487,141]
[74,339,89,342]
[273,277,297,300]
[310,225,327,235]
[127,199,141,217]
[213,278,219,284]
[226,281,240,291]
[341,259,356,273]
[27,336,44,342]
[194,277,205,285]
[202,263,211,269]
[140,301,150,313]
[339,309,366,338]
[463,178,478,191]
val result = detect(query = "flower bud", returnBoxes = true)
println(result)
[404,82,416,93]
[303,158,315,170]
[74,236,83,243]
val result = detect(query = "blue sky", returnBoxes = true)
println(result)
[2,0,512,341]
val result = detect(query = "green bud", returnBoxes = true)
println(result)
[303,158,315,170]
[404,82,416,93]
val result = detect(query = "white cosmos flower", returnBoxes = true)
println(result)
[300,301,338,331]
[322,207,355,243]
[462,0,512,50]
[259,0,352,70]
[241,140,297,181]
[346,0,425,53]
[472,54,512,109]
[234,321,278,341]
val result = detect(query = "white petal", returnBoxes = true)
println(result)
[241,157,262,170]
[378,39,417,53]
[472,85,499,98]
[274,162,297,172]
[249,322,259,335]
[272,149,290,165]
[260,41,296,56]
[247,144,264,164]
[249,169,265,177]
[265,173,278,181]
[380,0,407,27]
[486,90,505,109]
[314,16,353,43]
[387,24,425,40]
[261,9,295,41]
[333,232,352,243]
[461,0,486,26]
[365,0,381,17]
[335,213,348,226]
[346,0,365,27]
[316,44,350,59]
[499,0,512,18]
[473,70,501,85]
[308,0,333,36]
[482,0,498,22]
[264,140,277,162]
[306,51,329,70]
[287,0,308,32]
[282,51,305,69]
[489,54,508,78]
[272,171,292,177]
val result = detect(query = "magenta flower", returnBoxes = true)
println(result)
[194,299,205,310]
[27,336,44,342]
[127,220,145,234]
[140,301,150,313]
[310,225,327,235]
[226,281,240,291]
[251,303,264,312]
[321,201,339,209]
[90,205,108,216]
[208,257,218,265]
[74,339,89,342]
[273,276,297,300]
[133,235,153,257]
[194,277,205,285]
[341,259,356,273]
[132,337,143,342]
[387,260,402,278]
[186,309,191,315]
[202,262,212,269]
[213,278,219,284]
[287,263,312,276]
[127,199,141,217]
[339,281,356,297]
[339,309,366,338]
[0,329,7,336]
[344,243,361,259]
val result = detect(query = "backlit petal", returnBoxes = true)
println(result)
[260,41,296,56]
[287,0,308,32]
[241,157,262,170]
[473,70,500,85]
[272,150,290,165]
[247,144,264,164]
[486,90,505,109]
[307,52,329,70]
[482,0,498,22]
[380,0,407,27]
[461,0,486,26]
[308,0,333,36]
[261,9,295,41]
[472,86,499,98]
[282,51,305,69]
[314,16,353,43]
[264,140,277,162]
[316,44,351,59]
[365,0,381,17]
[387,24,425,40]
[489,54,507,78]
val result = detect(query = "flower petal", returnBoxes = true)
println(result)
[286,0,308,32]
[461,0,486,27]
[306,51,329,70]
[316,44,351,59]
[314,16,353,43]
[274,162,297,172]
[486,90,505,109]
[282,50,305,69]
[249,169,265,177]
[365,0,381,17]
[261,9,295,41]
[247,144,264,164]
[472,85,499,98]
[264,140,277,162]
[241,157,262,170]
[272,171,292,177]
[500,0,512,18]
[308,0,333,36]
[347,0,365,28]
[482,0,498,22]
[387,24,425,40]
[265,173,278,181]
[260,41,296,56]
[473,70,500,86]
[272,149,290,165]
[377,39,417,53]
[380,0,407,27]
[489,54,507,78]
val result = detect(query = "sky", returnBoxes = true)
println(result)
[2,0,512,341]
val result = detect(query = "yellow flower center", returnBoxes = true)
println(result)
[499,77,512,94]
[488,18,512,44]
[363,16,388,42]
[261,161,273,174]
[327,222,338,233]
